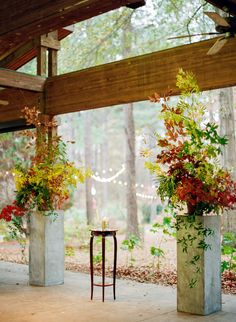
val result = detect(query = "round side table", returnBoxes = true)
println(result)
[90,229,118,302]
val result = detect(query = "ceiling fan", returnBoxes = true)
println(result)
[169,11,236,55]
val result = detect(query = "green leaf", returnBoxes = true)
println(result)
[150,246,164,257]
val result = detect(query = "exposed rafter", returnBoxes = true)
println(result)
[0,1,145,59]
[0,26,73,70]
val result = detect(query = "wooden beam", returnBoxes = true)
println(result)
[0,88,41,123]
[37,47,47,77]
[0,40,35,69]
[48,31,59,77]
[0,27,73,70]
[2,37,236,124]
[0,1,144,58]
[45,37,236,115]
[126,0,146,9]
[39,32,60,51]
[0,119,33,134]
[0,69,45,91]
[206,0,236,16]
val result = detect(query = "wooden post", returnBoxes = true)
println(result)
[48,31,59,77]
[48,49,57,77]
[29,32,64,287]
[37,46,47,77]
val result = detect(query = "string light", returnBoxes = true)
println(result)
[1,167,156,198]
[136,192,157,200]
[0,168,157,200]
[91,165,157,199]
[92,164,125,183]
[0,171,11,176]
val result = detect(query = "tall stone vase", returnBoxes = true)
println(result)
[29,210,64,286]
[177,215,221,315]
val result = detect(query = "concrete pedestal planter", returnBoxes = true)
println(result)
[29,210,64,286]
[177,215,221,315]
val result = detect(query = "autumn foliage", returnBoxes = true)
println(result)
[1,107,90,221]
[145,69,236,215]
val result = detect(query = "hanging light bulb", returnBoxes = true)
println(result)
[91,186,96,196]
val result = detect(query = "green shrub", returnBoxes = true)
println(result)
[221,232,236,273]
[150,216,175,269]
[121,234,141,265]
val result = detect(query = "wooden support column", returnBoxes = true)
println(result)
[37,31,60,77]
[29,31,64,287]
[49,31,59,77]
[37,46,47,77]
[48,49,58,77]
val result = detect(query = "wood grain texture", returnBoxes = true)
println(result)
[0,88,41,122]
[0,69,46,91]
[45,37,236,115]
[0,27,72,70]
[0,0,143,58]
[2,37,236,124]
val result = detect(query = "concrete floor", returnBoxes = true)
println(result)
[0,262,235,322]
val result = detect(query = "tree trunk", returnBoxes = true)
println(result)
[219,87,236,232]
[102,110,109,212]
[122,15,139,237]
[84,111,94,225]
[124,103,139,237]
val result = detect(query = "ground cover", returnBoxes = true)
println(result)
[0,227,235,295]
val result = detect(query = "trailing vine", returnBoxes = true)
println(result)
[176,215,214,287]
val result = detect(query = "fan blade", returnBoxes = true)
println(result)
[168,32,220,40]
[207,37,228,55]
[204,12,230,27]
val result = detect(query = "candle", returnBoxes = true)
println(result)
[101,217,109,230]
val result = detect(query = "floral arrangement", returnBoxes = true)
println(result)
[0,107,90,222]
[144,69,236,216]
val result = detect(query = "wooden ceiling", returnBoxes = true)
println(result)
[0,0,234,71]
[0,1,145,62]
[0,26,73,70]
